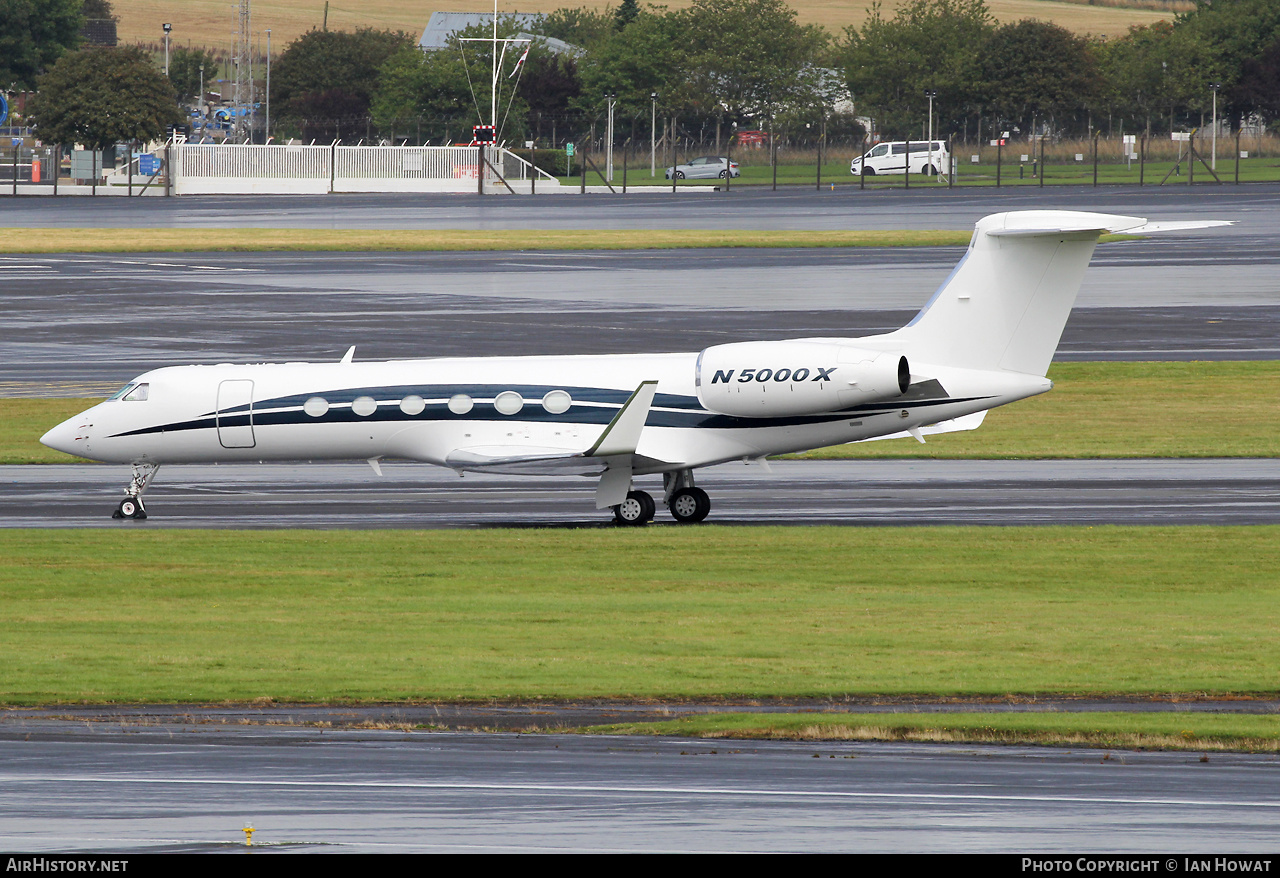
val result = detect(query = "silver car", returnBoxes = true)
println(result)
[665,155,741,180]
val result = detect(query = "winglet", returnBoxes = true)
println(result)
[585,381,658,457]
[340,346,356,364]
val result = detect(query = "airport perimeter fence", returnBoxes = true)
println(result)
[6,131,1280,195]
[170,142,560,195]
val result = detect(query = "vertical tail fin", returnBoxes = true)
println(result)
[889,211,1138,376]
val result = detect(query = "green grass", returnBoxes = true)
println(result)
[10,362,1278,465]
[1,526,1279,705]
[0,228,970,254]
[586,712,1280,753]
[796,361,1280,460]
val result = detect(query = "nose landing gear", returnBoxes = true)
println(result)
[112,463,160,520]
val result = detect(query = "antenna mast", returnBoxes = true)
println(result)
[232,0,256,142]
[458,0,529,135]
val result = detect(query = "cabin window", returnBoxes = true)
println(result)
[303,397,329,417]
[351,396,377,417]
[400,395,425,416]
[448,394,473,415]
[542,390,572,414]
[494,391,524,415]
[122,383,149,402]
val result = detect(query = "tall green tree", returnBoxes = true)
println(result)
[1176,0,1280,127]
[0,0,84,89]
[167,46,220,105]
[678,0,830,121]
[577,8,685,119]
[838,0,994,138]
[270,28,413,141]
[371,21,545,144]
[979,20,1100,134]
[28,46,181,148]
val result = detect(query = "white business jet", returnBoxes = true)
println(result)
[41,210,1225,524]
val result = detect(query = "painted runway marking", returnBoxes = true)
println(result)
[4,774,1279,809]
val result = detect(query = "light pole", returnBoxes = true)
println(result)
[650,92,657,177]
[198,64,204,132]
[266,29,272,143]
[924,89,937,178]
[163,23,172,76]
[605,92,616,182]
[1209,82,1220,171]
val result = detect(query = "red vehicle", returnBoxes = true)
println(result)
[735,130,769,148]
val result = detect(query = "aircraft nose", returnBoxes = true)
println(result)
[40,418,83,456]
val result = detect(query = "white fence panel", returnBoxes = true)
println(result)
[172,143,561,195]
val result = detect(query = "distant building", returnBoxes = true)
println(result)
[418,11,583,56]
[81,18,119,47]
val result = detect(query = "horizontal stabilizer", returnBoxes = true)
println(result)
[987,212,1232,238]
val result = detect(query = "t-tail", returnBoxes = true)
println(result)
[883,211,1231,376]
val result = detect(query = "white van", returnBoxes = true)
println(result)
[851,140,949,176]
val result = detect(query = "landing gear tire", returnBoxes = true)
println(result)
[614,490,654,526]
[113,496,147,520]
[669,487,711,523]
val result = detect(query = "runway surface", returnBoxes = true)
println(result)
[2,235,1275,394]
[5,460,1278,529]
[2,727,1278,853]
[5,182,1280,232]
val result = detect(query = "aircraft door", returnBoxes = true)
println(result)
[216,379,256,448]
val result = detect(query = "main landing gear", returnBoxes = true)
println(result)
[611,470,712,526]
[111,463,159,520]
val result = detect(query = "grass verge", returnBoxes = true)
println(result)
[8,362,1278,464]
[585,712,1280,753]
[1,526,1278,705]
[0,228,971,254]
[794,361,1280,459]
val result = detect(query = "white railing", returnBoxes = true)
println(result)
[171,143,561,195]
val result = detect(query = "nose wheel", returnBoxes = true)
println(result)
[112,496,147,520]
[111,463,159,520]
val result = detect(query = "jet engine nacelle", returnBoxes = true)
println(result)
[695,341,910,417]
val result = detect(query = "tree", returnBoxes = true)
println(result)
[167,46,220,104]
[0,0,84,89]
[1230,37,1280,124]
[1176,0,1280,127]
[678,0,830,121]
[537,6,616,50]
[838,0,995,138]
[28,46,181,148]
[271,28,414,141]
[82,0,115,19]
[979,20,1100,134]
[614,0,639,31]
[370,20,550,144]
[577,8,686,118]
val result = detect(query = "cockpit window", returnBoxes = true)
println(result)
[122,383,149,402]
[108,383,136,400]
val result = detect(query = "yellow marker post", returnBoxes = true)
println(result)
[243,823,254,846]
